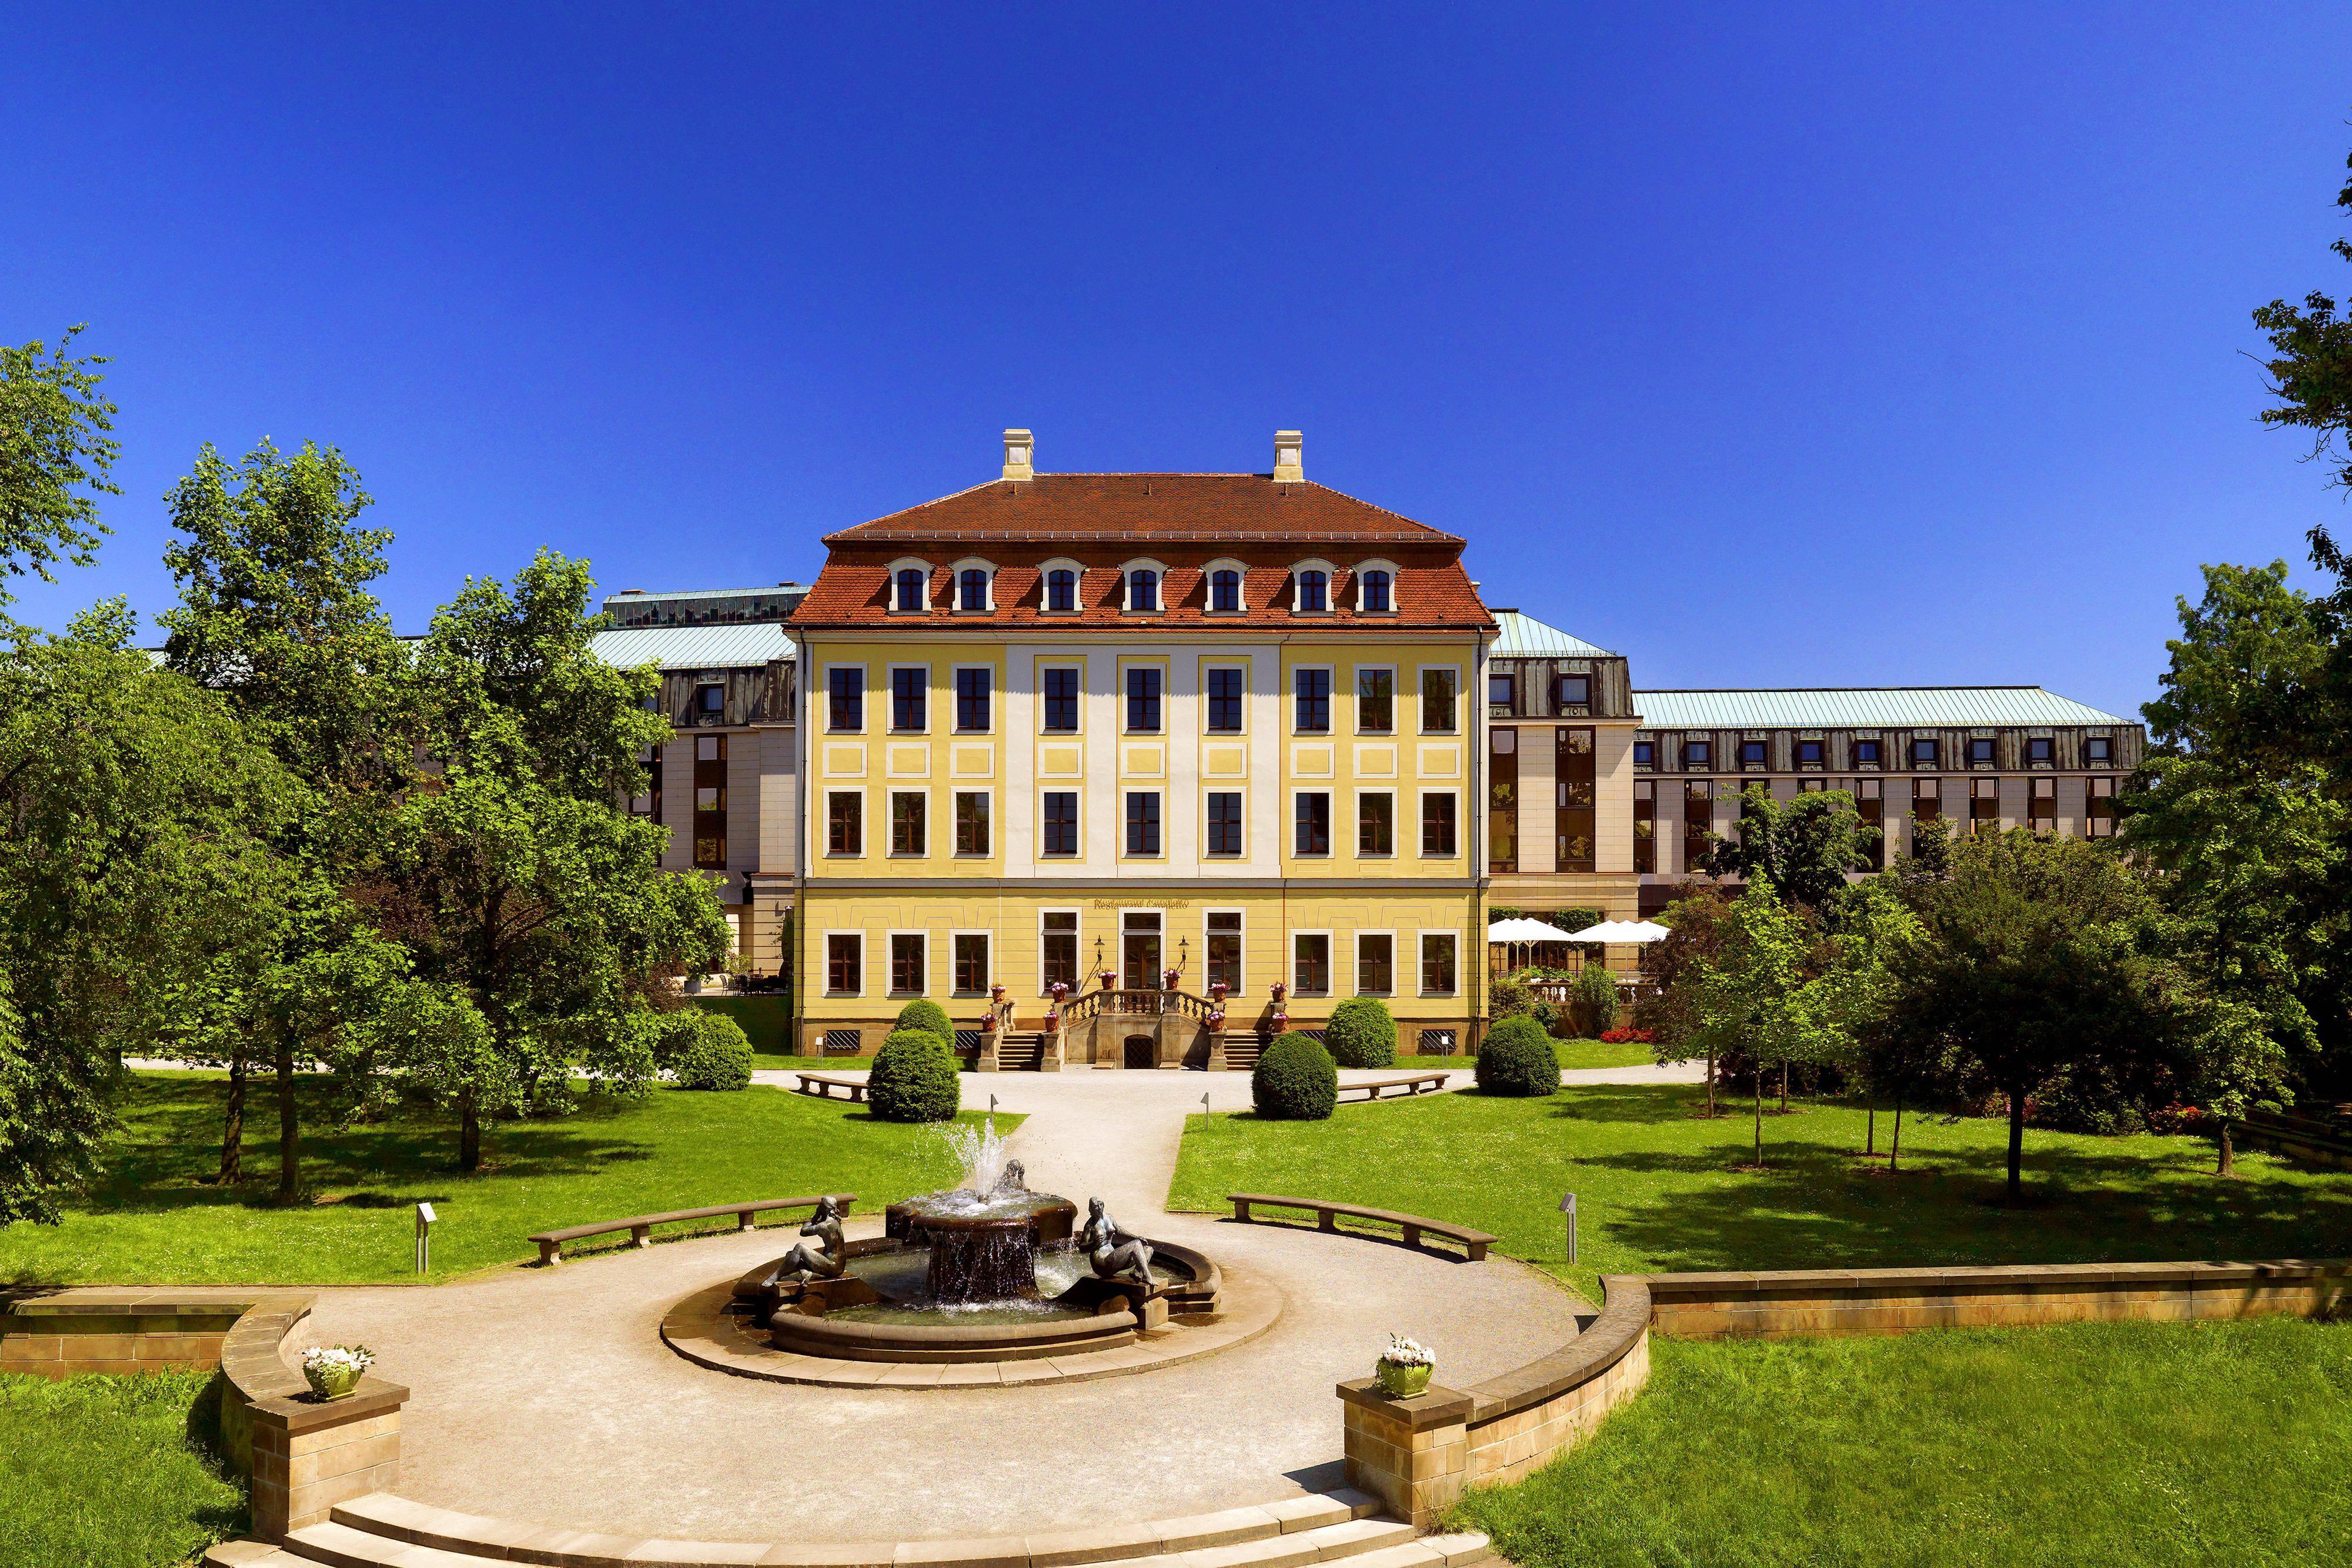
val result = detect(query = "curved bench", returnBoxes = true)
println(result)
[1227,1193,1496,1261]
[1335,1071,1451,1103]
[527,1192,854,1266]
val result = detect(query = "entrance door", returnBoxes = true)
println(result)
[1122,910,1162,991]
[1124,1034,1156,1069]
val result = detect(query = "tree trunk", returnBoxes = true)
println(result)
[2217,1118,2236,1178]
[1780,1059,1789,1112]
[1890,1098,1903,1172]
[459,1092,482,1172]
[1752,1064,1765,1166]
[1706,1049,1717,1117]
[1866,1101,1876,1156]
[217,1049,246,1185]
[274,1038,301,1202]
[2006,1089,2026,1202]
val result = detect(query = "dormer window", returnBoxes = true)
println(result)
[1296,570,1328,613]
[1045,569,1077,613]
[893,569,927,613]
[1210,569,1242,613]
[958,569,990,611]
[1359,570,1391,613]
[1128,569,1159,613]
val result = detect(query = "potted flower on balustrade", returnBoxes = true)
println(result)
[1376,1334,1434,1398]
[303,1343,375,1401]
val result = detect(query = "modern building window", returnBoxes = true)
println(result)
[2089,776,2117,836]
[890,791,926,856]
[955,668,991,732]
[1359,569,1392,613]
[1683,781,1712,872]
[953,932,989,995]
[826,934,861,995]
[1854,738,1881,767]
[1912,777,1941,823]
[1121,910,1162,991]
[1207,667,1245,733]
[1741,738,1767,767]
[1912,737,1940,768]
[1489,727,1519,872]
[692,734,727,870]
[1558,673,1591,710]
[1293,933,1331,995]
[1041,911,1079,991]
[826,791,862,856]
[1633,740,1655,767]
[1045,569,1077,613]
[1295,570,1328,612]
[695,683,724,715]
[1359,791,1395,856]
[1206,910,1243,993]
[1358,933,1394,995]
[889,934,924,997]
[1042,792,1079,856]
[1422,791,1458,857]
[1126,667,1162,732]
[2086,737,2113,764]
[894,568,927,613]
[1294,668,1332,733]
[2028,736,2054,764]
[1969,737,1996,765]
[1127,569,1159,612]
[1295,792,1332,855]
[1357,667,1394,733]
[1970,778,2000,833]
[958,569,990,611]
[1798,739,1823,766]
[1421,669,1458,733]
[635,745,662,821]
[1857,779,1885,868]
[1556,727,1596,872]
[827,667,864,733]
[892,667,927,731]
[1488,673,1515,710]
[1633,781,1656,873]
[1210,570,1242,613]
[2029,776,2057,829]
[1420,932,1458,996]
[1207,792,1244,856]
[1798,778,1829,793]
[1685,738,1712,771]
[1043,667,1080,733]
[1125,791,1161,856]
[954,791,990,855]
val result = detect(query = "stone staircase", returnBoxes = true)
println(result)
[203,1487,1491,1568]
[1221,1032,1267,1072]
[996,1031,1048,1070]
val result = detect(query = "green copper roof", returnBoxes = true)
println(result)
[1633,687,2134,729]
[1489,609,1618,657]
[591,624,793,670]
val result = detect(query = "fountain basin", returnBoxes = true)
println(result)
[885,1190,1078,1303]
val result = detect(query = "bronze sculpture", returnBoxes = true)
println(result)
[778,1195,847,1282]
[1079,1196,1154,1284]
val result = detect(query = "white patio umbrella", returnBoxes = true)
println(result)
[1487,917,1575,942]
[1562,920,1672,945]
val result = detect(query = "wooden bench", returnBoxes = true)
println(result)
[1225,1192,1496,1261]
[527,1193,855,1266]
[1334,1071,1451,1104]
[794,1072,868,1102]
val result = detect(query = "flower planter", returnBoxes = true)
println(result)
[305,1362,363,1400]
[1375,1359,1432,1398]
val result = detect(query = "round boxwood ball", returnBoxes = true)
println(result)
[869,1028,963,1122]
[1322,997,1398,1069]
[1252,1033,1339,1121]
[666,1011,754,1091]
[894,998,956,1051]
[1476,1016,1558,1097]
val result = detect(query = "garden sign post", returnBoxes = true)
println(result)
[1558,1191,1576,1264]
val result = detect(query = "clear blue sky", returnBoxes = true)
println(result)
[5,4,2347,719]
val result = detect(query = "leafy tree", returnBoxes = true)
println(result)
[366,553,729,1169]
[0,326,118,608]
[1679,880,1834,1167]
[1700,785,1880,913]
[0,606,294,1222]
[1636,889,1738,1114]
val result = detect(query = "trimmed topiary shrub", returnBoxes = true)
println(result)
[1476,1016,1558,1097]
[1324,997,1398,1069]
[1569,967,1619,1037]
[663,1011,754,1091]
[869,1028,961,1122]
[895,998,956,1051]
[1252,1034,1339,1120]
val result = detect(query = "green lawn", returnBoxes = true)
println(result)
[1455,1318,2352,1567]
[1399,1037,1658,1072]
[1169,1084,2352,1300]
[0,1369,246,1567]
[0,1071,1013,1286]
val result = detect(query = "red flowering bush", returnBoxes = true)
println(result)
[1599,1027,1656,1045]
[2146,1102,2210,1135]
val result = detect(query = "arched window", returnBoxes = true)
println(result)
[1045,569,1077,613]
[1359,570,1391,613]
[1128,569,1159,613]
[1295,570,1328,613]
[1210,569,1241,613]
[894,568,927,613]
[958,569,990,611]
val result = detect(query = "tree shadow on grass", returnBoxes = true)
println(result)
[1541,1084,1715,1126]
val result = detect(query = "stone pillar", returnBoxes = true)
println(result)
[247,1380,407,1540]
[1204,1029,1228,1071]
[1337,1379,1471,1528]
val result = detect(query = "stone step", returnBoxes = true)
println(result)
[296,1489,1427,1568]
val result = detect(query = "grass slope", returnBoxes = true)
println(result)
[1457,1318,2352,1568]
[1169,1084,2352,1300]
[1400,1038,1658,1072]
[0,1072,1014,1286]
[0,1369,246,1567]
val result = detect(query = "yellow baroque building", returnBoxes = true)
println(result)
[786,431,1494,1062]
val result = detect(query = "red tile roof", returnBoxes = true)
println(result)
[821,473,1464,547]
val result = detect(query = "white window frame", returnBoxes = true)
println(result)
[950,662,996,735]
[1202,557,1251,614]
[884,557,935,615]
[1291,662,1337,735]
[886,930,929,999]
[1201,661,1250,735]
[1416,787,1461,860]
[886,787,930,858]
[823,930,866,998]
[951,787,995,858]
[823,787,867,859]
[887,662,932,734]
[823,663,869,734]
[1121,660,1167,735]
[1288,557,1338,615]
[1037,787,1084,859]
[1350,558,1401,614]
[1291,929,1335,997]
[1354,788,1398,860]
[1353,663,1398,735]
[1037,558,1085,615]
[948,928,993,997]
[1416,664,1462,735]
[1122,788,1165,860]
[1355,929,1398,997]
[1118,557,1170,616]
[948,557,998,614]
[1037,907,1083,996]
[1418,930,1462,997]
[1202,788,1247,858]
[1202,907,1247,997]
[1290,787,1335,858]
[1036,660,1086,735]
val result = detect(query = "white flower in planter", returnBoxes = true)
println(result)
[1379,1334,1434,1368]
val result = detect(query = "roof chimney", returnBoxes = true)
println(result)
[1272,430,1303,484]
[1002,429,1034,481]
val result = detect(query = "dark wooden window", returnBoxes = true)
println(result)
[1042,793,1078,855]
[695,683,724,716]
[2086,737,2113,764]
[1125,791,1161,856]
[693,735,727,870]
[1685,738,1712,771]
[958,569,989,611]
[1210,570,1241,612]
[1295,570,1327,612]
[1854,738,1880,767]
[890,934,924,996]
[827,667,864,732]
[1558,673,1591,711]
[1127,569,1158,612]
[891,791,926,856]
[1125,668,1161,733]
[1684,781,1712,872]
[1798,739,1823,767]
[955,668,991,732]
[826,934,861,995]
[1045,570,1077,612]
[1912,737,1940,768]
[1556,727,1596,873]
[1857,780,1885,867]
[1420,933,1457,996]
[1358,933,1394,995]
[1207,792,1243,856]
[1421,668,1457,733]
[1207,911,1242,992]
[894,568,926,611]
[954,792,989,855]
[1042,667,1080,733]
[1359,570,1392,612]
[639,745,662,823]
[1740,739,1768,768]
[1294,669,1331,733]
[1295,791,1331,856]
[953,933,989,994]
[1633,740,1654,768]
[827,791,861,855]
[891,668,927,732]
[1207,668,1244,733]
[1488,673,1515,711]
[1293,933,1330,995]
[1633,781,1655,873]
[1489,728,1518,872]
[1422,791,1458,857]
[1970,737,1996,765]
[1359,791,1395,855]
[1357,668,1394,733]
[1041,911,1078,991]
[2029,737,2054,764]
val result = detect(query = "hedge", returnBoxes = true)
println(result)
[662,1011,754,1091]
[869,1028,962,1122]
[1324,997,1398,1068]
[1476,1016,1559,1097]
[895,998,956,1051]
[1251,1033,1339,1120]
